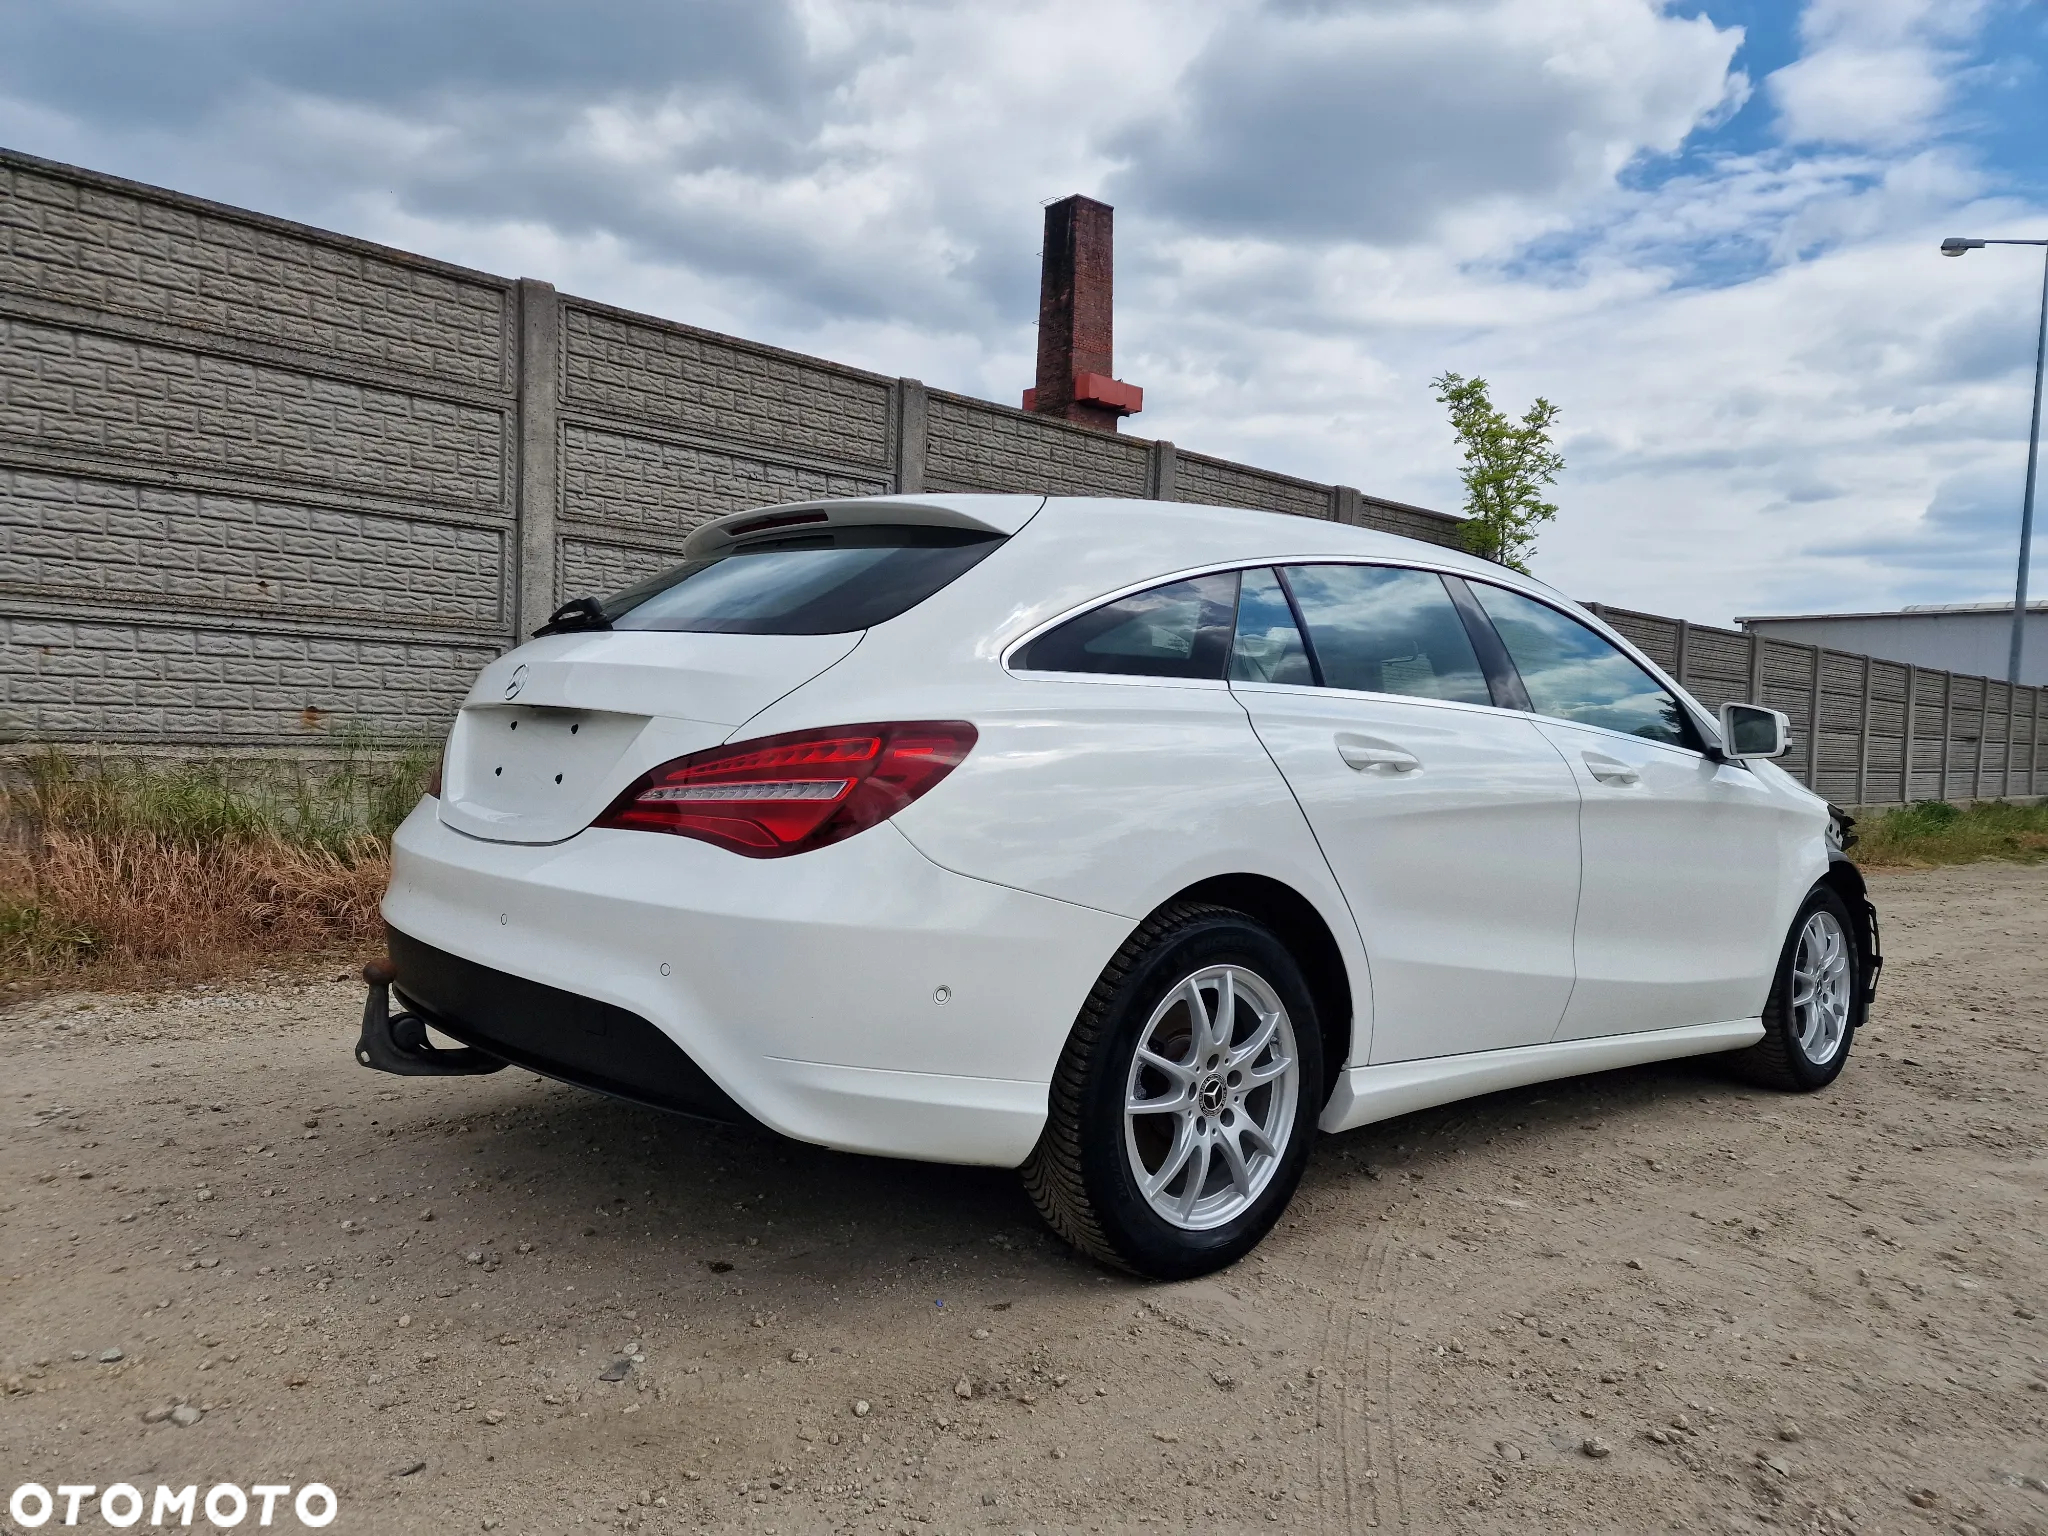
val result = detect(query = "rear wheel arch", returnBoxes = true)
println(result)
[1162,873,1353,1104]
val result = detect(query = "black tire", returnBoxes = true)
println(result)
[1021,901,1324,1280]
[1732,883,1865,1091]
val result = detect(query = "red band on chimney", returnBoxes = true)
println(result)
[1072,373,1142,414]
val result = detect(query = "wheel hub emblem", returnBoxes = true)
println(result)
[1199,1078,1226,1113]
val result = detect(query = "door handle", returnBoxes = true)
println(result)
[1582,751,1639,785]
[1338,737,1421,773]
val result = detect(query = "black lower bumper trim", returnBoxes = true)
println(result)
[384,928,746,1125]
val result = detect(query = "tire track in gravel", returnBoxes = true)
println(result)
[1314,1214,1407,1534]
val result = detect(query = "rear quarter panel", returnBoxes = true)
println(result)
[739,656,1378,1068]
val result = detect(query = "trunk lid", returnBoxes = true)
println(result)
[438,630,860,844]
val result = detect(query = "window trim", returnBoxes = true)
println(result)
[1002,556,1716,750]
[1442,575,1532,712]
[1221,565,1323,689]
[1268,566,1326,688]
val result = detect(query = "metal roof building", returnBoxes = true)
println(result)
[1736,601,2048,688]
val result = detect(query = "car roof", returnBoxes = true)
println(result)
[935,493,1580,611]
[712,491,1583,617]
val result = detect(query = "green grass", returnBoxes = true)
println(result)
[1854,799,2048,868]
[7,728,438,852]
[1,733,437,986]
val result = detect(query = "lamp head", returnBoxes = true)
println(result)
[1941,237,1985,257]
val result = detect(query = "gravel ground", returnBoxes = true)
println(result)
[2,861,2045,1535]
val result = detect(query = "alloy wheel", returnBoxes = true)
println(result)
[1122,964,1301,1231]
[1791,908,1852,1066]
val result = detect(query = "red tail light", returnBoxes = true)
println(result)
[592,721,977,857]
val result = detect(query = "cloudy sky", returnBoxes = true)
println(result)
[3,0,2044,624]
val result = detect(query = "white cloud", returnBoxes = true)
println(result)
[1768,0,1990,148]
[1113,0,1745,243]
[0,0,2040,627]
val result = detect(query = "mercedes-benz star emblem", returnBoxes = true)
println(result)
[504,664,527,701]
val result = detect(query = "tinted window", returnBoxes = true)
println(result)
[603,525,1003,635]
[1282,564,1491,705]
[1470,583,1691,746]
[1230,568,1314,685]
[1016,572,1239,679]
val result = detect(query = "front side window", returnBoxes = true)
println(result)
[1282,564,1492,706]
[1229,568,1314,685]
[600,525,1004,635]
[1470,583,1691,746]
[1015,571,1239,679]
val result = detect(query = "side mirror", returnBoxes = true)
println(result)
[1719,702,1790,760]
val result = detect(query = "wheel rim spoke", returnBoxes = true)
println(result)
[1225,1010,1279,1070]
[1137,1044,1195,1080]
[1215,1127,1255,1199]
[1205,972,1236,1058]
[1142,1116,1200,1200]
[1130,1046,1197,1114]
[1180,978,1215,1056]
[1241,1049,1293,1087]
[1128,1080,1195,1115]
[1176,1137,1214,1220]
[1240,1120,1279,1161]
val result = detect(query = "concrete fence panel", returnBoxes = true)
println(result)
[1596,605,2045,806]
[1,146,2040,806]
[1,148,518,748]
[1175,452,1332,523]
[548,296,896,619]
[924,389,1152,498]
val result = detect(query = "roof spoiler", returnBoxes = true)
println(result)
[679,495,1043,560]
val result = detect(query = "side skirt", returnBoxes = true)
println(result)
[1318,1018,1765,1134]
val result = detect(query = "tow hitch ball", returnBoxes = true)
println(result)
[357,961,505,1077]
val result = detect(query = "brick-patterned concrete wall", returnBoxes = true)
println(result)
[926,391,1152,497]
[1,147,518,747]
[1175,452,1329,522]
[6,147,2032,805]
[0,152,1475,752]
[0,316,507,505]
[549,300,897,599]
[1593,604,2044,805]
[0,156,510,390]
[0,468,503,629]
[562,302,893,471]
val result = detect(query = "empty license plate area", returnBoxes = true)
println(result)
[446,705,650,838]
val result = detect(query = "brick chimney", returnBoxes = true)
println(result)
[1023,194,1142,432]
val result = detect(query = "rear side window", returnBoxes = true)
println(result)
[1016,572,1239,679]
[1469,583,1692,746]
[602,525,1004,635]
[1282,564,1492,706]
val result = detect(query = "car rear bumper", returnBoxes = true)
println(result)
[385,928,746,1122]
[380,801,1131,1165]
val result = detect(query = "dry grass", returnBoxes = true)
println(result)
[1853,799,2048,869]
[1,741,431,988]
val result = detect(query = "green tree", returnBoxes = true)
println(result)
[1430,371,1564,573]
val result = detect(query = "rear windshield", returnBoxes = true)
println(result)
[600,524,1004,635]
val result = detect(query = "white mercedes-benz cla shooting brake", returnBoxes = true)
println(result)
[362,493,1879,1279]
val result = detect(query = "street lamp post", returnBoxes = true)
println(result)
[1941,235,2048,686]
